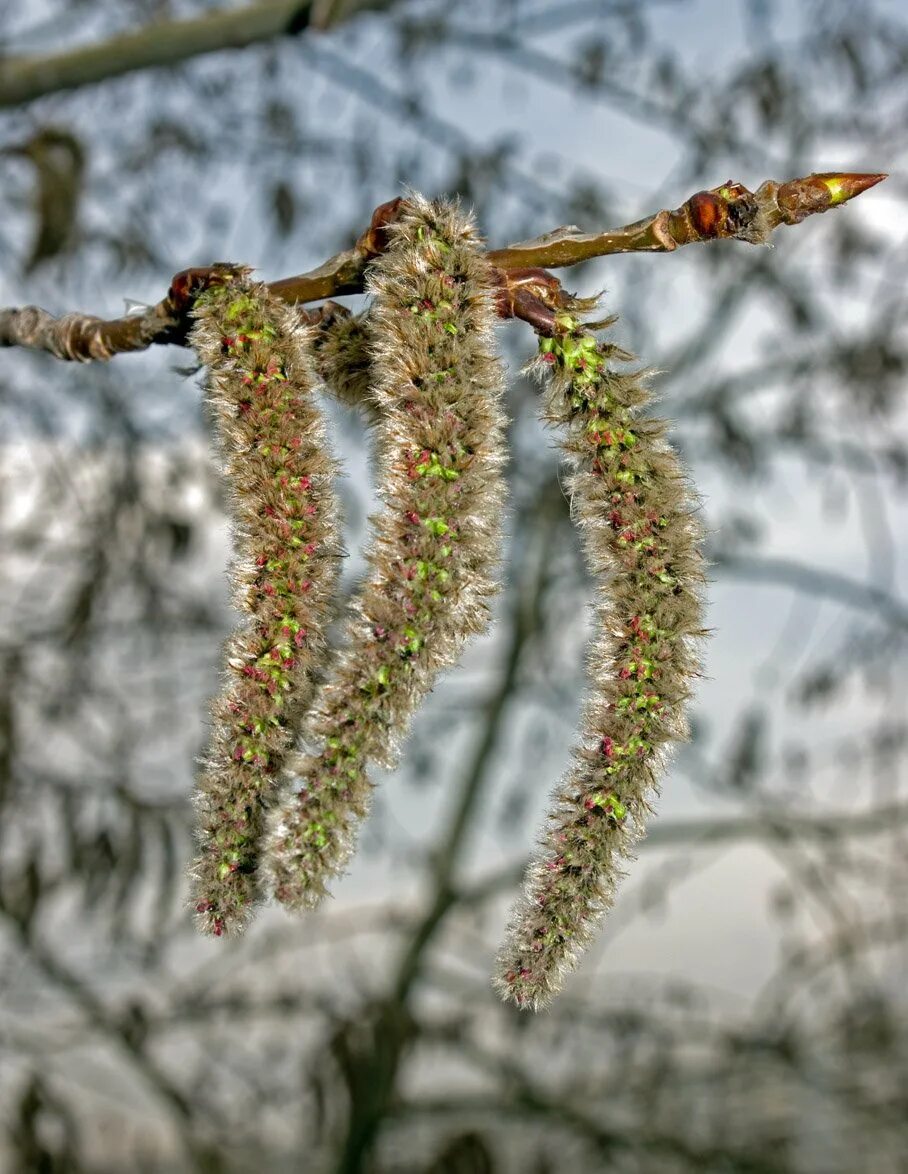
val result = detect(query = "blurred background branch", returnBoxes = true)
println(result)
[0,1,406,109]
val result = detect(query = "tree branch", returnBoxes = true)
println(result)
[0,172,885,366]
[0,0,403,110]
[713,552,908,631]
[461,799,908,907]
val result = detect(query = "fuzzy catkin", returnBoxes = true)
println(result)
[265,195,508,909]
[495,308,706,1009]
[189,270,342,936]
[312,311,376,415]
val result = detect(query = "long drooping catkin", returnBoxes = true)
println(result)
[265,195,508,910]
[189,270,342,936]
[495,308,706,1009]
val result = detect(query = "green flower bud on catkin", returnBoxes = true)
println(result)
[189,269,343,936]
[265,195,508,910]
[495,309,707,1010]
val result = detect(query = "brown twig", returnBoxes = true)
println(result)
[0,172,885,365]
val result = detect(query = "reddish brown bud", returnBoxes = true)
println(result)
[356,197,407,258]
[493,266,569,332]
[168,265,238,312]
[687,191,726,238]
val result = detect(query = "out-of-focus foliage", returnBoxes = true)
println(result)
[0,1,906,1171]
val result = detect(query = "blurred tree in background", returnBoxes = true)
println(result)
[0,1,906,1170]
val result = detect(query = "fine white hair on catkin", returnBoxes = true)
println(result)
[264,194,508,910]
[495,306,706,1010]
[189,270,343,936]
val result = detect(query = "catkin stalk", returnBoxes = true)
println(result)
[265,195,508,909]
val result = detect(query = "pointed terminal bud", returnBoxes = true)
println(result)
[816,171,887,206]
[775,171,887,224]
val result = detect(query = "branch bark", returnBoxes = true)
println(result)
[0,172,885,367]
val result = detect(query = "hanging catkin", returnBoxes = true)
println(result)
[495,306,706,1009]
[190,270,343,935]
[265,195,508,909]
